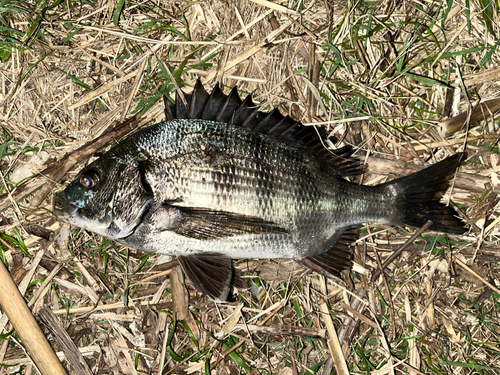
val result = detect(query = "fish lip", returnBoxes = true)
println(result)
[52,190,78,220]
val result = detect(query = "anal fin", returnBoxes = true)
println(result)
[298,226,358,280]
[177,253,241,302]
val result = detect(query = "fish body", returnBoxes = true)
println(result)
[54,81,466,301]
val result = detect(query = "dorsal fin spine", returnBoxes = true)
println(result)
[189,80,209,119]
[231,95,256,125]
[240,105,263,130]
[216,86,239,122]
[266,117,287,135]
[164,96,175,120]
[175,90,189,119]
[201,83,224,120]
[252,110,275,133]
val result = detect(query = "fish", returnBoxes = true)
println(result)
[53,80,467,302]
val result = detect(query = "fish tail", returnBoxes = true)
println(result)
[385,152,467,234]
[299,153,467,281]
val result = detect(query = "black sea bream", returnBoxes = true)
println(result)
[54,80,466,301]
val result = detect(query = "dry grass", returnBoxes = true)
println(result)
[0,0,500,374]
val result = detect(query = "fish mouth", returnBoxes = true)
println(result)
[53,189,153,240]
[53,190,78,222]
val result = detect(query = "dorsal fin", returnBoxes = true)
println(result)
[164,79,363,177]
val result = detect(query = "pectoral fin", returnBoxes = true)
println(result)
[177,253,241,302]
[167,205,288,241]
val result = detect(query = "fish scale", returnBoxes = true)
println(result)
[54,80,467,301]
[139,121,320,220]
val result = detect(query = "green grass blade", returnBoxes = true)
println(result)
[180,320,199,349]
[222,337,252,371]
[480,38,500,67]
[114,0,125,26]
[20,50,53,84]
[439,361,500,371]
[132,253,150,274]
[403,72,450,88]
[166,319,183,361]
[478,0,497,37]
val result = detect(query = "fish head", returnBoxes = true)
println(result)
[54,155,153,240]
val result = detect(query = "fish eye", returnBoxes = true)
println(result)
[80,169,100,190]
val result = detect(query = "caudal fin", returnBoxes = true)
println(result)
[384,152,467,234]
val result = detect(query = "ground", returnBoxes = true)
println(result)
[0,1,500,374]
